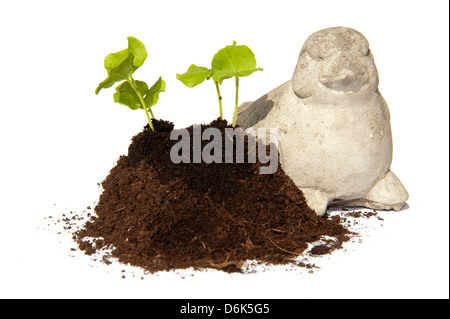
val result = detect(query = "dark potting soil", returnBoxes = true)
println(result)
[74,118,350,273]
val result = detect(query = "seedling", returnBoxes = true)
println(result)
[95,36,166,131]
[211,41,263,127]
[177,41,262,127]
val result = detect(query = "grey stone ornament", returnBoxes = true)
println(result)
[237,27,409,216]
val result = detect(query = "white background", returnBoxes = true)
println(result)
[0,0,448,299]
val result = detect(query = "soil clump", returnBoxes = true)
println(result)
[74,119,350,273]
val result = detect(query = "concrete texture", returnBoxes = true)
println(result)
[237,27,409,216]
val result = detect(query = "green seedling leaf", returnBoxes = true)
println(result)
[177,63,223,119]
[144,77,166,107]
[95,37,148,95]
[211,41,263,84]
[113,80,149,110]
[176,64,211,88]
[127,36,148,68]
[95,54,135,94]
[104,49,128,74]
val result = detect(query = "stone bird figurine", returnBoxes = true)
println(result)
[237,27,409,216]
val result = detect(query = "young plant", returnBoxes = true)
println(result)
[176,41,262,127]
[95,36,166,131]
[211,41,263,127]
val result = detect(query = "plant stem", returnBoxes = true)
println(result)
[233,76,239,127]
[148,105,155,119]
[214,81,223,120]
[127,78,155,131]
[143,101,155,131]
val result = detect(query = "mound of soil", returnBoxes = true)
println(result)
[74,119,350,273]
